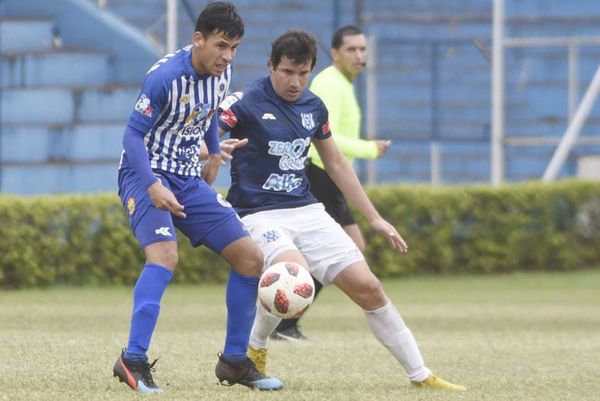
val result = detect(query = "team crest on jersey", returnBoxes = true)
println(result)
[216,193,232,208]
[300,113,315,130]
[134,94,153,117]
[217,78,228,97]
[185,103,212,126]
[127,197,136,215]
[180,95,190,105]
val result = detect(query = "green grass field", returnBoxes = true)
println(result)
[1,269,599,401]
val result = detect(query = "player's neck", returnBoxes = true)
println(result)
[190,48,208,76]
[333,64,356,82]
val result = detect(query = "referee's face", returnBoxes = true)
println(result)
[332,33,367,81]
[269,57,312,102]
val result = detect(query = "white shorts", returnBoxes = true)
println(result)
[241,203,364,286]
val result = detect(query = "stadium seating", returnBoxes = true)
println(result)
[0,0,599,193]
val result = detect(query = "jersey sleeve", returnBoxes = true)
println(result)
[313,101,332,141]
[218,91,245,131]
[127,70,170,134]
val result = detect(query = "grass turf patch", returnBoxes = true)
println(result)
[0,269,599,400]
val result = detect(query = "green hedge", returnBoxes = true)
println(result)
[1,180,599,288]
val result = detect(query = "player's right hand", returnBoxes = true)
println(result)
[375,140,391,157]
[369,216,408,253]
[147,180,186,219]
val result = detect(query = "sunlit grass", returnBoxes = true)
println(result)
[1,269,599,401]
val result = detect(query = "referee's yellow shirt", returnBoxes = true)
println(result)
[308,65,378,169]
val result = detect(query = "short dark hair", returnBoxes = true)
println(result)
[270,30,318,70]
[331,25,363,49]
[195,1,244,39]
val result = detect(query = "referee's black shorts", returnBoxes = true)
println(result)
[306,160,356,227]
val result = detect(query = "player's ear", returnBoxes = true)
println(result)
[267,58,274,72]
[330,48,337,62]
[192,31,204,47]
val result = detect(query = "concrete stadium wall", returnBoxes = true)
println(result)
[1,0,599,194]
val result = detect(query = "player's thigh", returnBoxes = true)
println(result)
[332,261,386,310]
[241,212,298,272]
[219,235,264,277]
[271,248,309,268]
[292,204,364,286]
[118,167,178,251]
[173,181,247,253]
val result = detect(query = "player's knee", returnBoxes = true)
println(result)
[146,246,179,270]
[245,247,265,276]
[161,251,179,270]
[355,276,385,308]
[232,246,264,277]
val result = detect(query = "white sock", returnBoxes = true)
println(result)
[249,304,281,350]
[364,301,431,382]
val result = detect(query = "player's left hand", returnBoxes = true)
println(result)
[219,138,248,164]
[201,154,221,185]
[369,216,408,253]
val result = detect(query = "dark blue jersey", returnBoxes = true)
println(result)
[218,76,332,216]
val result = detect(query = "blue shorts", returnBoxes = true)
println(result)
[118,167,248,254]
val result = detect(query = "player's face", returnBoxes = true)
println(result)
[191,30,240,76]
[331,33,367,81]
[269,57,312,102]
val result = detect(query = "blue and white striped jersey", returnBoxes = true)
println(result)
[120,45,231,176]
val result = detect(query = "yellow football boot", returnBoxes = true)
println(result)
[248,346,268,375]
[412,374,467,391]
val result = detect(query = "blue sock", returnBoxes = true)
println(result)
[125,263,173,362]
[222,268,259,362]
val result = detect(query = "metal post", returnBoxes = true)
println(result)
[355,0,363,27]
[366,35,378,184]
[166,0,178,53]
[333,0,341,32]
[0,0,3,192]
[430,42,442,185]
[491,0,505,185]
[543,65,600,182]
[567,44,579,121]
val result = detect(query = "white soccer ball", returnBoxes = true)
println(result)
[258,261,315,319]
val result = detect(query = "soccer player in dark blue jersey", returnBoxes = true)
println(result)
[112,2,282,393]
[218,30,466,391]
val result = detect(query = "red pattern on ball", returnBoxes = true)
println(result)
[274,289,290,314]
[293,283,314,299]
[259,272,280,287]
[285,263,300,276]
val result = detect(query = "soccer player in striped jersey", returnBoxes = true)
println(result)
[218,30,466,392]
[112,2,282,393]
